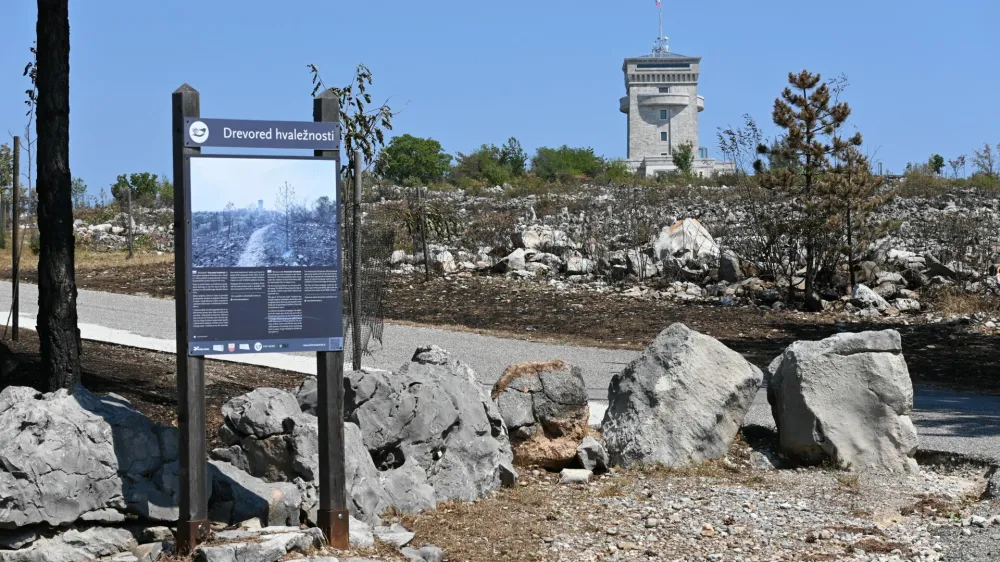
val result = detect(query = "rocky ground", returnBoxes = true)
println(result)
[403,445,996,562]
[0,330,998,562]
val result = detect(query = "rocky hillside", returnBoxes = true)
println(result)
[381,183,1000,318]
[61,184,1000,319]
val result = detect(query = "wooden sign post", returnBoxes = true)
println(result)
[170,84,347,552]
[172,84,209,553]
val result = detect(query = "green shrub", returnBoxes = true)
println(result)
[530,145,604,181]
[375,134,452,185]
[453,138,526,186]
[897,170,949,198]
[481,161,511,186]
[454,175,489,195]
[133,233,154,251]
[28,229,39,256]
[111,173,160,207]
[673,142,695,177]
[600,159,632,183]
[969,172,999,193]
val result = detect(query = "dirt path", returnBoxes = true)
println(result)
[235,224,274,267]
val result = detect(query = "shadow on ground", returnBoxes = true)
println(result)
[718,319,1000,397]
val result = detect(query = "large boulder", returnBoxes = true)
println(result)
[654,218,720,264]
[492,248,527,274]
[767,330,918,473]
[212,389,388,524]
[74,389,182,523]
[564,252,595,275]
[491,361,589,469]
[220,388,300,440]
[0,386,125,529]
[431,250,457,275]
[344,346,517,503]
[0,385,186,526]
[601,324,762,467]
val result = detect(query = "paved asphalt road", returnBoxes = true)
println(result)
[2,282,1000,464]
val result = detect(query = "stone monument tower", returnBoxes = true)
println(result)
[620,3,732,177]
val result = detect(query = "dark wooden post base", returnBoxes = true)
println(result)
[318,508,350,549]
[176,519,210,555]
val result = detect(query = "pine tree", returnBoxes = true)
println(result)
[754,70,861,311]
[826,147,890,291]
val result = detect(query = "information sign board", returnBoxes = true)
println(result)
[184,154,343,355]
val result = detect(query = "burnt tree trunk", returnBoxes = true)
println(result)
[36,0,82,390]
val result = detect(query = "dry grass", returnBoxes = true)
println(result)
[898,494,965,519]
[597,482,625,497]
[0,245,173,273]
[927,288,1000,316]
[404,485,558,562]
[835,473,861,491]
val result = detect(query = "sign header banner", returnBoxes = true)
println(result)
[184,118,341,150]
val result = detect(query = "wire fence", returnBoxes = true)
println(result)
[341,197,398,367]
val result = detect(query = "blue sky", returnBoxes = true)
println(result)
[1,0,997,195]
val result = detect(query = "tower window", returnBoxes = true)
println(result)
[659,86,670,93]
[660,132,668,142]
[660,110,668,120]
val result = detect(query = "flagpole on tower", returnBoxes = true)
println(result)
[653,0,668,55]
[658,1,662,45]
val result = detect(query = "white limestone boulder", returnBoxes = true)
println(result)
[344,346,518,502]
[653,218,720,263]
[601,323,762,467]
[0,386,126,529]
[512,226,575,253]
[767,330,919,473]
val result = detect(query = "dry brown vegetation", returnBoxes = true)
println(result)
[1,330,305,448]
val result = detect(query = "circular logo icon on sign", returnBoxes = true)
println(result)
[188,120,209,144]
[254,342,263,352]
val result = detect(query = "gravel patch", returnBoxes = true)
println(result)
[405,438,993,562]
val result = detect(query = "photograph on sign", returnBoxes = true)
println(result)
[190,157,338,268]
[186,155,343,356]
